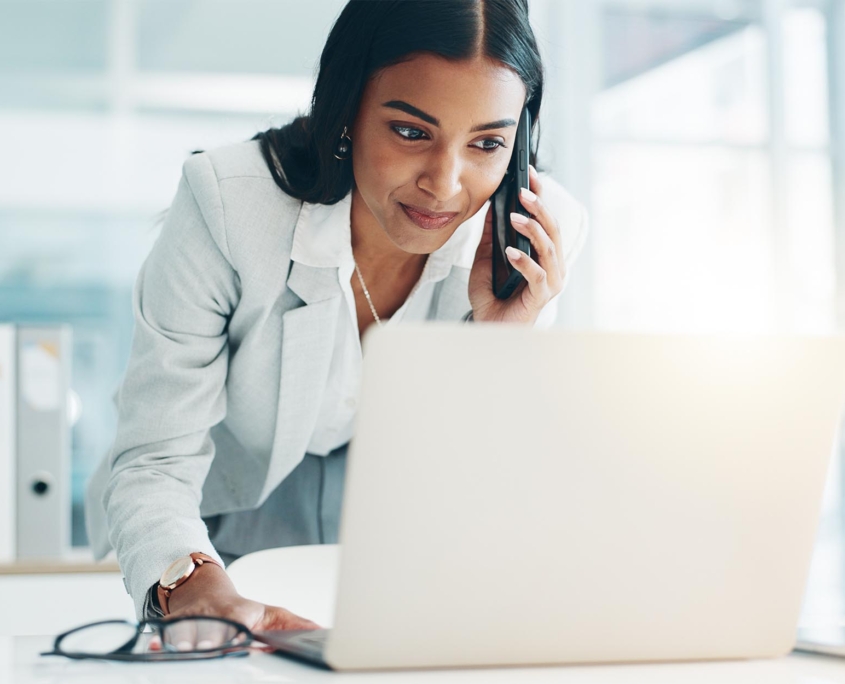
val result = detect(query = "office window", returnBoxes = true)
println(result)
[0,0,346,548]
[0,0,109,73]
[590,1,835,334]
[136,0,337,75]
[572,0,841,628]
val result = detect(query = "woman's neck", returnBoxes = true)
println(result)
[350,188,428,276]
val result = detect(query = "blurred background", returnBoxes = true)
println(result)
[0,0,843,628]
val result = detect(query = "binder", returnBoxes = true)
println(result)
[16,325,72,559]
[0,324,15,563]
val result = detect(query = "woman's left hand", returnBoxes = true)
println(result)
[468,165,566,324]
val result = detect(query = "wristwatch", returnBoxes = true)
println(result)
[156,552,222,616]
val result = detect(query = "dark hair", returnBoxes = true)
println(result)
[251,0,545,205]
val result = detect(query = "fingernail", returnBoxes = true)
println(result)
[506,246,521,260]
[509,212,529,225]
[176,641,193,652]
[197,640,214,650]
[520,187,537,202]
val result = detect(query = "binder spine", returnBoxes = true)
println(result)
[16,326,72,559]
[0,324,15,563]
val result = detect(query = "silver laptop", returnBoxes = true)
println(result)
[257,325,845,671]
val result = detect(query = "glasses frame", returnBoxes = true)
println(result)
[40,615,255,662]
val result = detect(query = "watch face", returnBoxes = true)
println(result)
[161,556,195,587]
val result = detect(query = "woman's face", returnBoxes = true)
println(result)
[349,52,528,255]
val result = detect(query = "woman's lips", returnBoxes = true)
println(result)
[400,203,458,231]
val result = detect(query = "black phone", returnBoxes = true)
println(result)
[492,106,531,300]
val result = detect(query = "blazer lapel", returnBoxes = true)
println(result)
[260,259,342,503]
[433,265,473,320]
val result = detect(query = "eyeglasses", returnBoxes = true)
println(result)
[40,616,254,662]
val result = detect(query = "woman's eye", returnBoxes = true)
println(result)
[392,125,428,141]
[391,126,504,154]
[472,139,504,153]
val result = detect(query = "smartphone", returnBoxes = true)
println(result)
[492,106,532,300]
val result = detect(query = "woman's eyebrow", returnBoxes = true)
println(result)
[381,100,517,132]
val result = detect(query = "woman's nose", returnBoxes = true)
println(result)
[417,149,463,204]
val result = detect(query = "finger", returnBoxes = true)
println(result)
[147,634,162,652]
[518,184,563,265]
[251,642,277,653]
[478,201,493,250]
[510,213,563,293]
[259,606,322,632]
[506,246,550,306]
[162,620,198,652]
[472,202,494,267]
[193,618,234,651]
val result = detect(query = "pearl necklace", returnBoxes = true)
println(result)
[353,255,430,326]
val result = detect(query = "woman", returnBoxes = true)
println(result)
[85,0,588,633]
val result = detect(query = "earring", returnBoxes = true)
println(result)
[334,126,352,160]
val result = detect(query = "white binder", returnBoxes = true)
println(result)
[16,326,72,559]
[0,324,15,563]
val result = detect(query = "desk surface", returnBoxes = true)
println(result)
[4,635,845,683]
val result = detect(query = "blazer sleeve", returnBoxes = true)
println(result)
[533,173,590,329]
[101,152,240,619]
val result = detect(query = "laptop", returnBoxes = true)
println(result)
[256,324,845,671]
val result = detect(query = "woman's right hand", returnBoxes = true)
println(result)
[160,560,319,651]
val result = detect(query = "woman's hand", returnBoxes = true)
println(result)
[468,164,566,324]
[158,561,319,651]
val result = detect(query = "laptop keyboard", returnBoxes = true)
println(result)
[256,628,331,663]
[294,631,329,648]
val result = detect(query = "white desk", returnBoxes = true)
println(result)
[7,545,845,681]
[4,635,845,683]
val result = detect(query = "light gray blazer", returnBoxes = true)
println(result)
[85,139,589,618]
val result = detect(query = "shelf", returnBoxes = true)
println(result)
[0,560,121,575]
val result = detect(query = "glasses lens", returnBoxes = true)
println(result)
[59,622,139,656]
[160,618,247,653]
